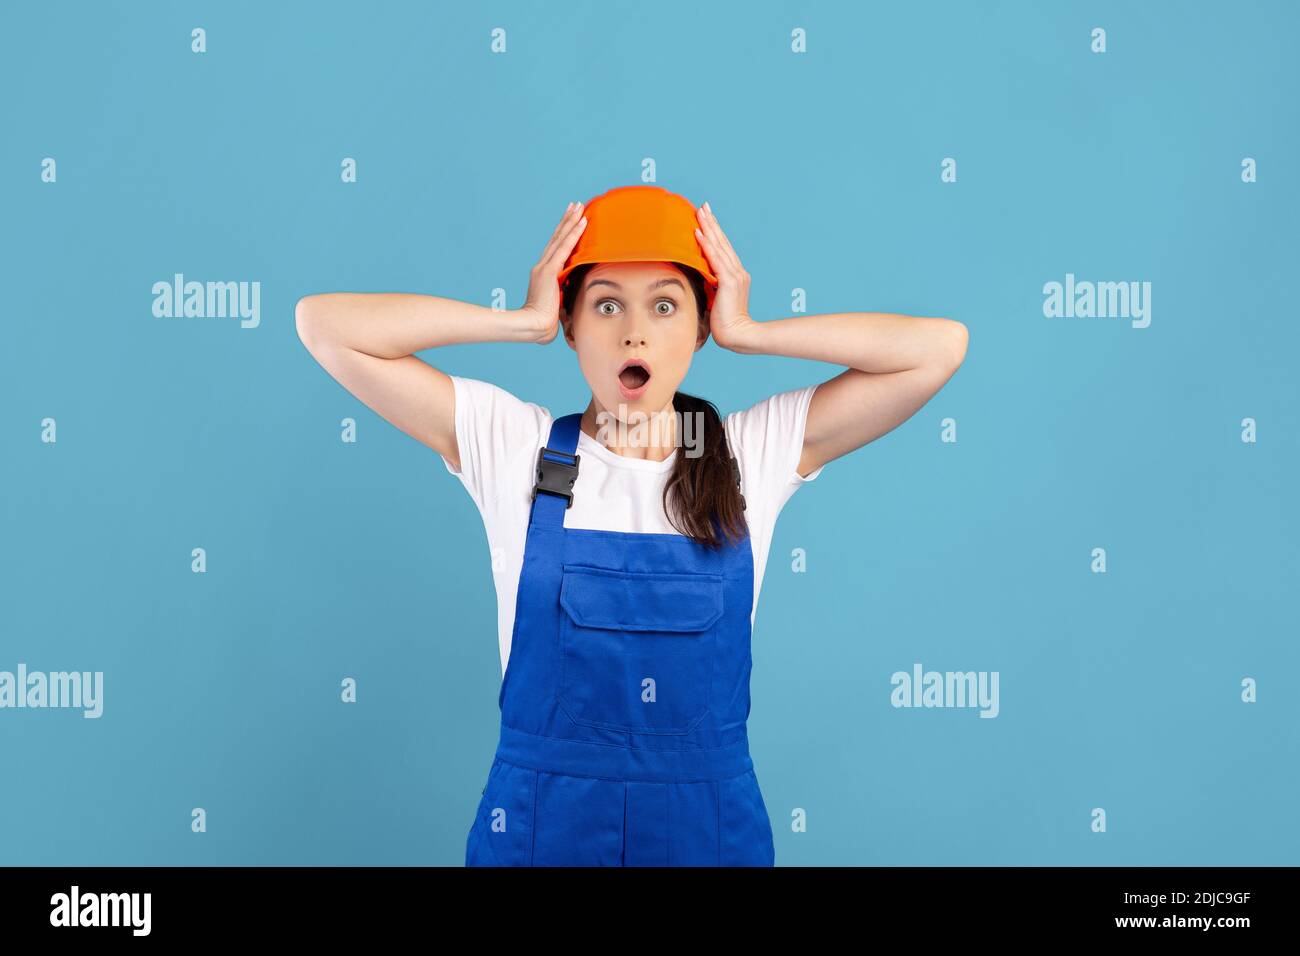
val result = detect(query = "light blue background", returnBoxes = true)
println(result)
[2,0,1296,866]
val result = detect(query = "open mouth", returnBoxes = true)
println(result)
[617,359,652,397]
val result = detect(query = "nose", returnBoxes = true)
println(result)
[622,307,650,347]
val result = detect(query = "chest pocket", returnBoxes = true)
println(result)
[557,564,724,735]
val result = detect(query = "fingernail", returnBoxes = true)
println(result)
[704,201,712,214]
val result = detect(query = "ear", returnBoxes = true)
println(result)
[695,311,710,350]
[560,306,577,349]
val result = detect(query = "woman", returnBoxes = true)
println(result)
[295,184,968,866]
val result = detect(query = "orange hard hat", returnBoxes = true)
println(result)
[557,184,718,311]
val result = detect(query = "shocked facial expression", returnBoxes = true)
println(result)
[562,261,707,423]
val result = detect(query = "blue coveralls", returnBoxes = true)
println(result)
[465,412,776,866]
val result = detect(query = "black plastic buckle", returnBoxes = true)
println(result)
[533,447,580,508]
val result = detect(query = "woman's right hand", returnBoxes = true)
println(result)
[520,201,587,344]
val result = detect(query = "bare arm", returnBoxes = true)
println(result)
[694,202,968,478]
[294,202,588,471]
[294,293,532,472]
[728,310,967,478]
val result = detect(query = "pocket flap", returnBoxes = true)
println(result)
[559,565,724,633]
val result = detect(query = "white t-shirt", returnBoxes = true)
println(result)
[440,375,826,676]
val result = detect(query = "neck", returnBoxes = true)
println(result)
[580,398,679,462]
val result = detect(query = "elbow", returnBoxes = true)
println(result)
[295,295,319,349]
[938,318,968,370]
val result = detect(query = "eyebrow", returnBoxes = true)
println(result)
[585,277,686,295]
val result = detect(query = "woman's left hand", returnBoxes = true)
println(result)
[695,202,757,351]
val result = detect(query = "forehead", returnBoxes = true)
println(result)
[583,261,684,291]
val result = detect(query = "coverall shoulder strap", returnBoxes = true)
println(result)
[529,413,583,529]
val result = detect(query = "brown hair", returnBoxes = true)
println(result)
[560,261,748,549]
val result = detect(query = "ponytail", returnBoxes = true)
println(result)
[664,391,748,549]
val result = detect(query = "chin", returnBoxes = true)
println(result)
[614,391,669,414]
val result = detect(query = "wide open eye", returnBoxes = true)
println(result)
[595,299,621,316]
[654,299,677,316]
